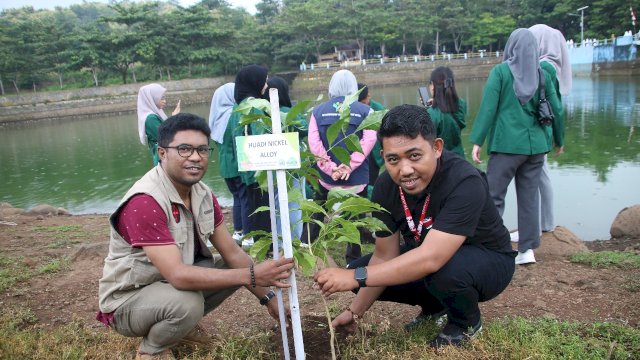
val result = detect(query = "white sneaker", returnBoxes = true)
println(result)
[241,237,254,248]
[232,231,243,244]
[509,231,519,242]
[515,249,536,265]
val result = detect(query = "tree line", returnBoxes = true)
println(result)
[0,0,633,95]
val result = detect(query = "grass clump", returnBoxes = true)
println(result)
[570,251,640,269]
[37,257,71,274]
[0,256,33,292]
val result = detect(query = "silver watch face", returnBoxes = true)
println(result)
[355,267,367,281]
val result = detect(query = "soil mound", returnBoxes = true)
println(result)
[536,226,588,258]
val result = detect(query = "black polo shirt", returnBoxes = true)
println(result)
[371,151,513,253]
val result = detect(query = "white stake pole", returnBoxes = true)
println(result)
[266,169,290,360]
[269,88,305,359]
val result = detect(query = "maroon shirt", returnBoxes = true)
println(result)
[97,193,224,326]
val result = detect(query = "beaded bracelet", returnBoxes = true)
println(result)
[249,262,256,288]
[345,306,362,322]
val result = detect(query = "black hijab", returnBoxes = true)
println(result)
[234,64,268,104]
[266,76,292,108]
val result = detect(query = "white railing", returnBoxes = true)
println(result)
[300,51,502,71]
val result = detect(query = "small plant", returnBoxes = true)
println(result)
[37,257,71,274]
[239,92,389,359]
[0,256,33,292]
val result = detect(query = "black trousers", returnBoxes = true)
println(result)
[300,185,368,264]
[347,244,515,328]
[246,182,271,234]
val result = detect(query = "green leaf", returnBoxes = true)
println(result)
[238,113,267,127]
[332,217,360,243]
[357,216,391,234]
[236,97,271,114]
[330,146,351,167]
[326,118,343,147]
[249,237,273,260]
[356,109,387,132]
[299,200,327,217]
[344,133,363,154]
[286,100,311,126]
[336,196,387,217]
[332,235,361,245]
[252,205,272,215]
[294,250,317,276]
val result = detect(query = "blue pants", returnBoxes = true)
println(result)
[224,176,249,233]
[347,244,515,328]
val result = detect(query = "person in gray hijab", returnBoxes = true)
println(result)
[529,24,571,236]
[302,69,376,263]
[469,28,564,266]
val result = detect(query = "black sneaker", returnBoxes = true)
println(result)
[404,308,447,331]
[429,319,482,348]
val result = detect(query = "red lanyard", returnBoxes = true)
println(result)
[399,186,433,244]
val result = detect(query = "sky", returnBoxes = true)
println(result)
[0,0,260,14]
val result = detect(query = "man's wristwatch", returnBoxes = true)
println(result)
[260,290,276,305]
[354,267,367,288]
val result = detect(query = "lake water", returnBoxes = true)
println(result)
[1,76,639,241]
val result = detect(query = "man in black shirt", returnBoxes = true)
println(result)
[314,104,516,348]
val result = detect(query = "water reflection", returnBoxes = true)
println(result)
[1,76,638,241]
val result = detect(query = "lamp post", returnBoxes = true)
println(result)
[577,6,589,45]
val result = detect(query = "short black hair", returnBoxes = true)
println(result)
[378,104,436,146]
[158,113,211,147]
[357,83,369,102]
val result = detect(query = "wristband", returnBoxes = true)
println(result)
[260,290,276,305]
[345,306,362,322]
[249,262,256,288]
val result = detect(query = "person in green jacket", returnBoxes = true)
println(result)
[470,28,564,266]
[136,83,180,166]
[529,24,572,236]
[137,84,180,166]
[231,65,271,247]
[425,67,467,158]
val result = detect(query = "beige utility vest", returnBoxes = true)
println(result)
[98,166,216,313]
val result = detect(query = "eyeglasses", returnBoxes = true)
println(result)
[162,144,212,158]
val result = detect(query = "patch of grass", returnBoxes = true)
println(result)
[33,224,88,243]
[570,251,640,269]
[622,274,640,292]
[37,257,71,274]
[0,256,33,292]
[0,310,638,359]
[47,238,81,249]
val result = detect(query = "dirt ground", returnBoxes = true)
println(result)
[0,210,639,359]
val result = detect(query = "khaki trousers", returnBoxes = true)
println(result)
[112,255,238,354]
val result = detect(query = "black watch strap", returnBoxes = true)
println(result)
[354,267,367,288]
[260,290,276,305]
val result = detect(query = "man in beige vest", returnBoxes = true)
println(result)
[97,113,294,360]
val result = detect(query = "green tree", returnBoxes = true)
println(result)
[468,13,516,51]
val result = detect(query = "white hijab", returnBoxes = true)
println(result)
[208,83,236,144]
[328,70,358,98]
[529,24,573,96]
[137,84,167,145]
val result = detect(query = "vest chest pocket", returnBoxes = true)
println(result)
[168,222,189,248]
[198,219,215,240]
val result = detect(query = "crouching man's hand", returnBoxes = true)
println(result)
[331,309,358,333]
[254,257,294,288]
[265,294,291,328]
[313,268,357,296]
